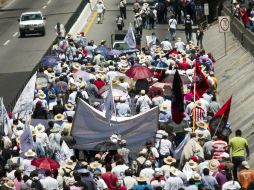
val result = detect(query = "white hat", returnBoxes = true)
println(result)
[54,113,65,121]
[35,123,45,133]
[24,149,36,157]
[163,156,176,165]
[242,161,250,169]
[145,160,152,167]
[120,96,126,102]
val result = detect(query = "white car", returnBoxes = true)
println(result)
[18,11,46,37]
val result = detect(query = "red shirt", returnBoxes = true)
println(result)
[101,172,118,190]
[94,79,106,90]
[212,140,228,160]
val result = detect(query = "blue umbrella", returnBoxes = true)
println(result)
[107,49,122,57]
[151,60,168,69]
[41,56,59,68]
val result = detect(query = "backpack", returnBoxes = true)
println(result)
[31,179,43,190]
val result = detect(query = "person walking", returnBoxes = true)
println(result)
[229,129,249,180]
[196,24,204,49]
[96,0,106,24]
[116,15,124,31]
[168,15,177,41]
[119,0,127,19]
[184,14,193,43]
[134,13,143,36]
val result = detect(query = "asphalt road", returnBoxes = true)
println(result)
[0,0,83,109]
[85,0,192,50]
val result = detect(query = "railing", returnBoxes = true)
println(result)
[222,3,254,56]
[6,0,89,111]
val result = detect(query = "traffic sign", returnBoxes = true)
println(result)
[218,16,230,33]
[204,3,209,16]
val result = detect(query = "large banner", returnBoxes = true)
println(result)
[72,99,159,152]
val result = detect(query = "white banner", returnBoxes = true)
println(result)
[13,72,37,117]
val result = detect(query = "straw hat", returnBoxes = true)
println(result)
[192,172,201,180]
[195,100,202,108]
[72,62,81,70]
[35,123,45,133]
[38,92,46,99]
[196,121,208,129]
[54,113,65,121]
[89,161,102,169]
[31,129,37,136]
[186,160,198,169]
[64,159,76,169]
[144,160,152,167]
[163,156,176,165]
[119,67,128,73]
[112,79,119,85]
[140,90,146,95]
[97,67,106,74]
[24,149,36,157]
[160,105,168,112]
[169,166,178,176]
[65,103,74,111]
[4,180,15,189]
[208,159,220,172]
[50,125,60,133]
[137,176,147,182]
[96,73,105,80]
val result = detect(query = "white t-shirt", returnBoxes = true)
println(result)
[96,3,105,13]
[140,168,155,184]
[112,164,129,180]
[96,178,108,190]
[222,180,241,190]
[122,176,137,190]
[174,41,185,51]
[161,40,173,51]
[155,139,172,156]
[168,19,177,29]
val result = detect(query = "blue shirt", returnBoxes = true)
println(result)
[133,184,153,190]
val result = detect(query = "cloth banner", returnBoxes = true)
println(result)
[72,99,158,152]
[0,98,12,136]
[13,72,37,117]
[104,82,114,122]
[209,96,232,134]
[172,133,190,160]
[124,24,136,48]
[55,140,74,165]
[20,117,34,156]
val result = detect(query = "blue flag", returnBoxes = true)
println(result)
[124,24,136,48]
[105,81,114,122]
[20,117,34,155]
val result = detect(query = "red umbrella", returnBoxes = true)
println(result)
[162,74,191,85]
[125,66,153,79]
[31,158,60,171]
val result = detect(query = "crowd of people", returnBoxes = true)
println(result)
[0,0,253,190]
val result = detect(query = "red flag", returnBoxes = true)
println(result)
[209,96,232,133]
[193,62,210,99]
[171,70,185,124]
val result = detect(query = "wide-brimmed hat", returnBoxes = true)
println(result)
[160,105,168,112]
[54,113,64,121]
[140,90,146,95]
[24,149,37,157]
[196,121,208,129]
[38,92,46,99]
[137,176,147,182]
[97,67,106,74]
[35,123,45,133]
[144,160,152,167]
[112,79,119,85]
[65,103,74,111]
[169,166,178,176]
[89,161,102,169]
[242,161,250,169]
[192,172,201,180]
[64,159,76,169]
[50,125,60,133]
[186,160,198,169]
[119,67,128,73]
[72,62,81,70]
[195,100,203,108]
[208,159,220,172]
[96,73,105,80]
[164,156,176,165]
[4,180,15,189]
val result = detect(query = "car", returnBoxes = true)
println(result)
[18,11,46,37]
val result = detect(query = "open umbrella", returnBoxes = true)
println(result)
[107,49,122,57]
[73,70,91,81]
[31,158,60,171]
[125,66,154,79]
[151,60,168,69]
[41,55,59,68]
[101,89,126,98]
[162,74,191,85]
[94,141,120,151]
[98,84,127,94]
[96,46,110,57]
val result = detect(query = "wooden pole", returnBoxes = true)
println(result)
[192,61,197,132]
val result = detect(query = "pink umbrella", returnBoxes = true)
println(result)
[125,66,154,79]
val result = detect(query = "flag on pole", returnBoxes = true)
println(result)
[104,81,114,122]
[171,70,185,124]
[193,62,210,99]
[209,96,232,133]
[124,24,136,48]
[20,116,34,155]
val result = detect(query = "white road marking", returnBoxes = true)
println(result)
[42,5,47,9]
[13,32,18,37]
[3,40,10,46]
[46,0,51,5]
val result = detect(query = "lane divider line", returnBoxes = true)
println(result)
[46,0,51,5]
[83,11,97,36]
[13,32,18,37]
[42,5,47,9]
[3,40,10,46]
